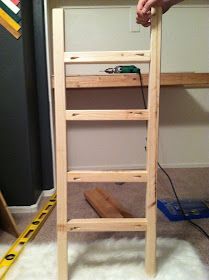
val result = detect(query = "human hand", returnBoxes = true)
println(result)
[136,0,170,27]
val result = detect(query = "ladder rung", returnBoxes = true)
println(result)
[66,109,149,121]
[67,218,147,232]
[64,50,151,64]
[67,170,147,182]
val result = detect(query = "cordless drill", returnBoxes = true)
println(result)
[104,65,140,74]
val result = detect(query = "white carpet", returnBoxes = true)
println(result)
[1,238,208,280]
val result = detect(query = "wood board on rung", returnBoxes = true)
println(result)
[0,191,19,237]
[84,187,134,218]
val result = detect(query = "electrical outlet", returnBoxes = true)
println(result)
[129,7,140,32]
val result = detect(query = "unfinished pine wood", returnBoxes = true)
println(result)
[51,73,209,88]
[67,170,147,183]
[0,191,19,237]
[160,73,209,88]
[84,188,134,218]
[84,188,123,218]
[66,109,149,121]
[52,8,68,280]
[145,7,162,276]
[64,50,151,64]
[53,6,162,279]
[67,218,147,232]
[95,188,134,218]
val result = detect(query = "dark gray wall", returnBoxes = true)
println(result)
[33,0,54,190]
[0,0,53,206]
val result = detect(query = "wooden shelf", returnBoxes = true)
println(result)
[51,73,209,89]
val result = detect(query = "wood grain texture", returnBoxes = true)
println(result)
[66,109,149,121]
[145,7,162,276]
[52,73,209,88]
[54,5,163,278]
[67,218,147,232]
[0,14,21,39]
[95,188,134,218]
[84,188,134,218]
[84,188,124,218]
[67,170,148,183]
[52,8,68,280]
[64,50,151,64]
[0,191,19,237]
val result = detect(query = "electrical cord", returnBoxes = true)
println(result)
[138,69,209,240]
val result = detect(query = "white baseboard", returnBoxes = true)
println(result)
[42,187,56,197]
[8,161,209,213]
[9,187,56,214]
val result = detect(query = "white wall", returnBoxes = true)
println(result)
[47,1,209,170]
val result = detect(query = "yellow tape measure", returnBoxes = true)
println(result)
[0,193,56,279]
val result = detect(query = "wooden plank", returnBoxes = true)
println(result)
[95,188,134,218]
[0,14,21,39]
[52,8,68,280]
[0,191,19,237]
[67,218,147,232]
[160,73,209,87]
[66,109,149,121]
[67,170,148,183]
[52,73,209,88]
[0,8,21,31]
[64,74,141,88]
[64,50,151,64]
[145,7,162,276]
[84,189,123,218]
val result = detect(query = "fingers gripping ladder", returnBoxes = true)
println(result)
[52,7,162,279]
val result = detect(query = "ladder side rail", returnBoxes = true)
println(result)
[145,6,162,276]
[52,8,68,280]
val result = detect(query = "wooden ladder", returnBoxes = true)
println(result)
[53,7,162,279]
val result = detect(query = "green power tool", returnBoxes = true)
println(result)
[104,65,140,74]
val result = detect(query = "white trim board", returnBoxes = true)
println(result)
[8,188,56,214]
[8,163,208,213]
